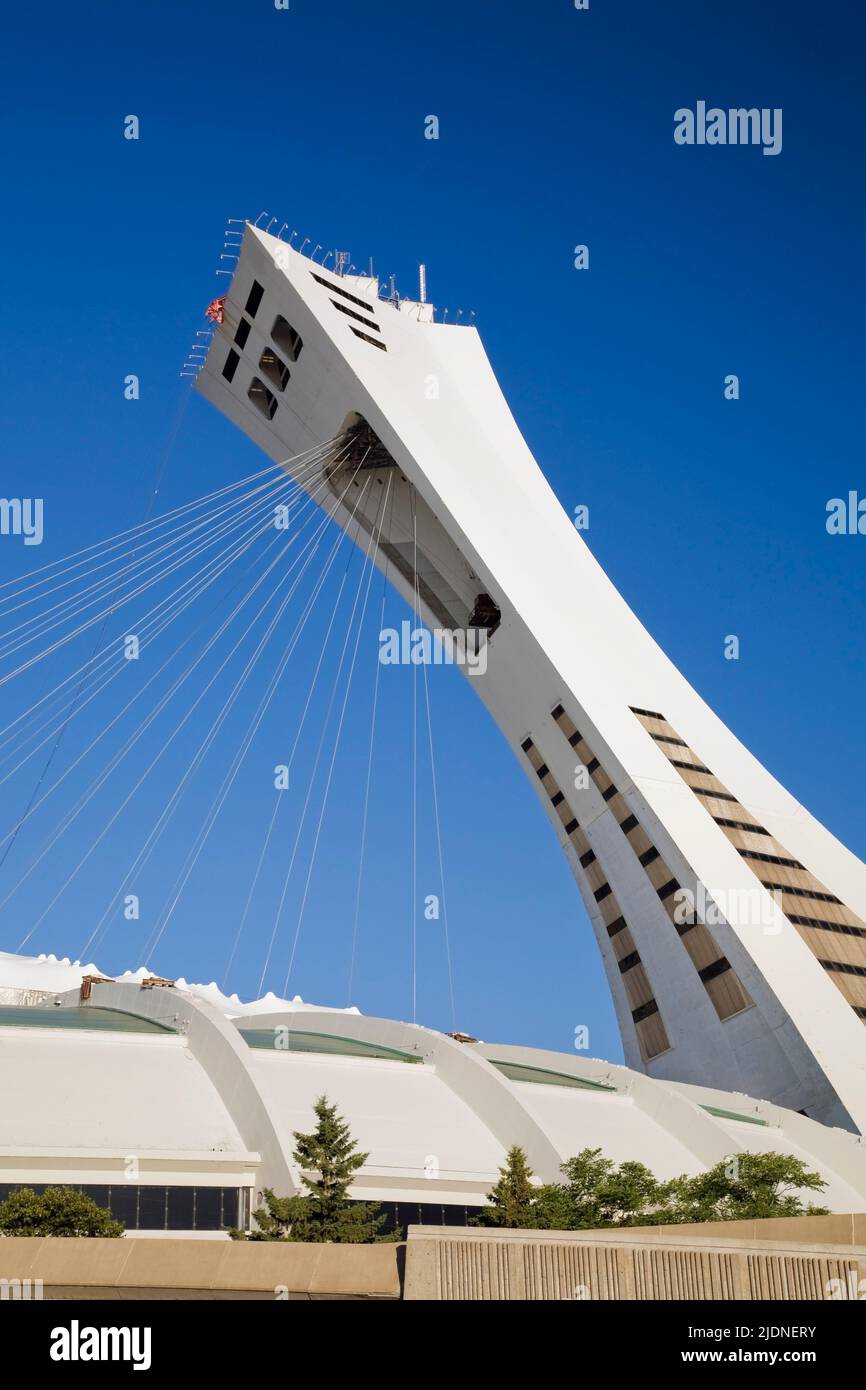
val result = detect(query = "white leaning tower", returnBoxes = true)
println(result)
[197,223,866,1134]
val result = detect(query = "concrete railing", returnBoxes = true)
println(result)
[403,1222,866,1301]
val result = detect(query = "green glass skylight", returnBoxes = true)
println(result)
[239,1028,422,1064]
[490,1059,617,1091]
[0,1005,176,1035]
[700,1103,768,1126]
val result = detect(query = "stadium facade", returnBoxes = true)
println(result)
[2,951,866,1239]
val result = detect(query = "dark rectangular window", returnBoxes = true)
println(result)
[259,346,290,392]
[194,1187,223,1230]
[272,316,303,362]
[550,790,564,807]
[788,914,866,939]
[820,959,866,977]
[698,957,732,984]
[602,784,618,801]
[520,737,534,753]
[586,758,600,775]
[330,298,380,332]
[620,814,639,834]
[351,326,388,352]
[639,846,660,867]
[312,271,378,315]
[606,916,627,937]
[234,318,251,348]
[568,731,582,747]
[551,703,565,720]
[579,849,596,868]
[594,883,612,903]
[536,763,549,780]
[618,951,641,974]
[138,1186,167,1231]
[657,878,680,900]
[632,999,659,1023]
[564,818,579,835]
[222,349,239,383]
[167,1187,195,1231]
[245,280,264,317]
[248,376,278,421]
[630,706,666,721]
[762,882,841,905]
[671,759,712,774]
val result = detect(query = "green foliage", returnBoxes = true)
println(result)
[473,1146,542,1228]
[659,1152,830,1225]
[0,1187,124,1238]
[475,1147,829,1232]
[241,1096,397,1243]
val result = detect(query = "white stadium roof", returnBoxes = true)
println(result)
[1,949,865,1234]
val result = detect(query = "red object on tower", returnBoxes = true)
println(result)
[205,296,226,326]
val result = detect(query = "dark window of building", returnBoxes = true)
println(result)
[108,1185,139,1228]
[602,784,618,802]
[550,790,564,808]
[820,959,866,977]
[580,849,596,868]
[311,271,378,315]
[330,298,381,333]
[167,1187,195,1231]
[272,315,303,362]
[594,883,612,903]
[222,349,239,383]
[248,376,278,421]
[536,763,549,780]
[698,958,732,984]
[564,818,578,835]
[632,999,659,1023]
[620,814,639,834]
[138,1187,167,1231]
[586,758,600,775]
[350,326,388,352]
[194,1187,223,1229]
[259,346,290,392]
[234,318,251,349]
[657,878,680,900]
[630,706,666,721]
[639,846,660,867]
[245,281,264,317]
[606,916,627,937]
[618,951,641,973]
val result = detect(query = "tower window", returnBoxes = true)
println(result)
[247,377,278,421]
[245,281,264,317]
[272,316,303,362]
[222,349,239,383]
[259,347,290,392]
[234,318,251,349]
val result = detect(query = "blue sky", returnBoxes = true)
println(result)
[1,0,864,1064]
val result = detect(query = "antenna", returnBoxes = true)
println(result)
[419,264,427,304]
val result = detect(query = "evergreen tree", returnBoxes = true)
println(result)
[0,1186,124,1238]
[237,1096,395,1243]
[474,1146,546,1228]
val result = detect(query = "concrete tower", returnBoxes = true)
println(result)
[197,224,866,1134]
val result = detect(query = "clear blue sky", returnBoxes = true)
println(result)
[1,0,864,1065]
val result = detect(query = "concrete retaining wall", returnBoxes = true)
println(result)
[403,1223,866,1301]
